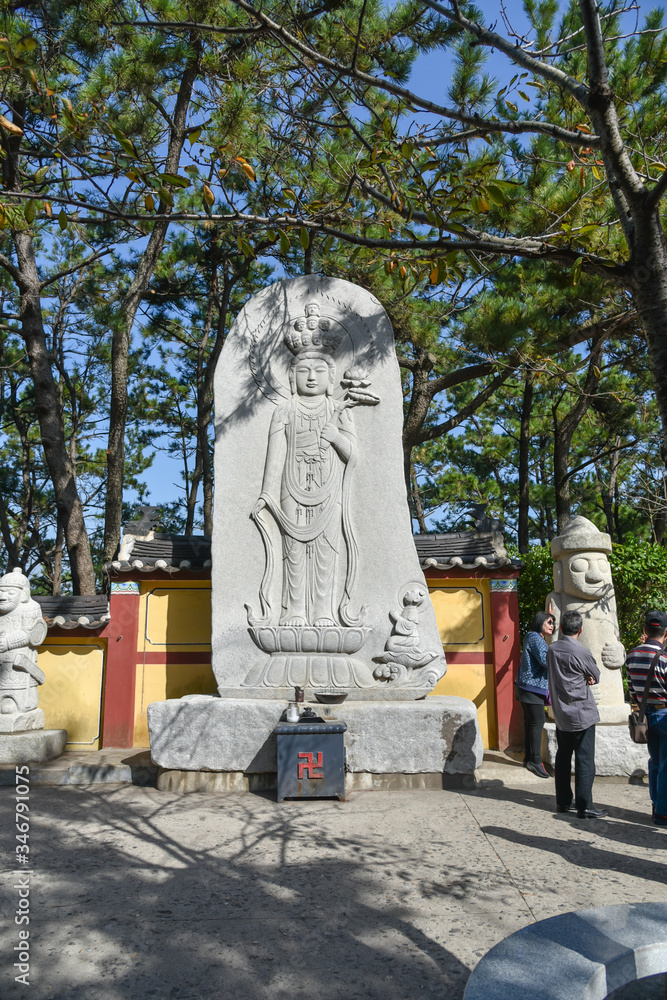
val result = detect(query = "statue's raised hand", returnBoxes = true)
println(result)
[601,640,625,669]
[320,422,338,446]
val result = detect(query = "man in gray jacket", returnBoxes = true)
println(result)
[546,610,607,819]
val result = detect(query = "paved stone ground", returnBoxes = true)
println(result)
[1,758,666,1000]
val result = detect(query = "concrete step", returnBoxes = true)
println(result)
[0,749,157,786]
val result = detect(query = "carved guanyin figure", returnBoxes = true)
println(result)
[0,567,47,724]
[250,302,378,629]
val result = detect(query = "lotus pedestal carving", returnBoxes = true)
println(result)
[244,625,376,694]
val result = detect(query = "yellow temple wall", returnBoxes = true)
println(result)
[133,579,215,746]
[426,578,497,749]
[36,573,502,751]
[38,637,107,751]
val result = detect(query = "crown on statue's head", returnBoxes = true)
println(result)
[283,302,343,356]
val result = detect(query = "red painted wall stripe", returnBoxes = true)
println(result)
[444,651,494,664]
[141,651,212,665]
[140,651,491,666]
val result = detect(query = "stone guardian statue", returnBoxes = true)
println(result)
[546,516,626,723]
[0,567,48,731]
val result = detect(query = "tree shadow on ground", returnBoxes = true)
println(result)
[0,786,473,1000]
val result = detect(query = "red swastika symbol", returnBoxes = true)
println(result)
[297,752,324,779]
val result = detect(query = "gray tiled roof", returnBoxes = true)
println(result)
[414,531,519,570]
[109,533,212,574]
[34,595,110,629]
[109,525,517,575]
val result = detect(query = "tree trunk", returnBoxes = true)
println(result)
[199,277,230,536]
[595,435,621,539]
[410,464,427,533]
[552,334,606,533]
[52,514,64,596]
[629,212,667,466]
[185,259,229,537]
[537,506,547,547]
[552,426,573,533]
[13,230,96,594]
[103,48,200,563]
[518,368,534,553]
[652,474,667,544]
[0,490,20,570]
[402,350,434,496]
[537,439,554,540]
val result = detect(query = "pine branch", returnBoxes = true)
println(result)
[415,367,515,444]
[223,0,598,148]
[420,0,589,103]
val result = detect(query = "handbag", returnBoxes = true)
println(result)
[628,645,664,744]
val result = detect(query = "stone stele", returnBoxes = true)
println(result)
[211,275,446,702]
[0,567,66,763]
[546,515,626,724]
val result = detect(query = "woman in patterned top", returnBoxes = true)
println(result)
[516,611,555,778]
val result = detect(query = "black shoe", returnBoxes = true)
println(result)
[525,761,550,778]
[577,807,609,819]
[556,804,574,813]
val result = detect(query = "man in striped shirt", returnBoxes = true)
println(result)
[626,610,667,827]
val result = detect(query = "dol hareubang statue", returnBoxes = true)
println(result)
[249,302,378,629]
[546,515,626,722]
[0,567,48,731]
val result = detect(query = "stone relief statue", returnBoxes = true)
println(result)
[211,275,447,701]
[546,515,626,722]
[247,301,379,632]
[0,568,48,731]
[374,586,445,690]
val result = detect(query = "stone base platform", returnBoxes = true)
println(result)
[0,728,67,765]
[0,749,157,786]
[0,708,44,733]
[147,695,482,781]
[543,721,650,777]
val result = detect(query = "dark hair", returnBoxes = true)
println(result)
[528,611,554,635]
[646,623,667,639]
[561,611,583,635]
